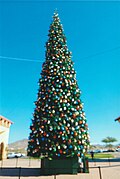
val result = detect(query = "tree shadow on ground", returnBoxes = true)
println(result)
[0,168,79,177]
[0,168,51,177]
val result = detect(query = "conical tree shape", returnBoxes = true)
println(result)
[28,11,90,159]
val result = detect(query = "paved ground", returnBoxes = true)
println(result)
[0,156,120,179]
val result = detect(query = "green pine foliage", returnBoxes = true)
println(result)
[27,11,90,159]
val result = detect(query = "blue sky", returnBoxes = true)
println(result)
[0,1,120,145]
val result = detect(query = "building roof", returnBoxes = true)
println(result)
[0,115,13,124]
[115,116,120,122]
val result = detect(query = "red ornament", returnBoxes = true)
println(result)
[53,135,57,139]
[78,140,81,144]
[72,114,76,119]
[79,121,83,124]
[74,132,77,136]
[59,150,63,154]
[65,127,68,131]
[43,132,47,136]
[76,106,80,110]
[60,113,64,118]
[50,114,53,117]
[59,131,62,135]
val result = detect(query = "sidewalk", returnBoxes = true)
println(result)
[0,158,120,179]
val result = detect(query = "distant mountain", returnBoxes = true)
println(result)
[8,139,28,150]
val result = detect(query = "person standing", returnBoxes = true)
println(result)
[90,151,94,160]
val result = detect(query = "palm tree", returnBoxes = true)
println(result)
[102,137,117,150]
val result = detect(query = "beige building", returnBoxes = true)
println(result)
[0,115,13,160]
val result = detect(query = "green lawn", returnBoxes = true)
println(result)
[86,153,114,159]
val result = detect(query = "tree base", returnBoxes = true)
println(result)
[41,156,79,175]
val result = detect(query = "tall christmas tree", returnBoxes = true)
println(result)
[28,11,89,161]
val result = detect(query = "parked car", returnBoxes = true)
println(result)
[102,149,108,152]
[106,149,115,152]
[116,148,120,152]
[93,149,103,153]
[21,153,26,157]
[7,152,22,159]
